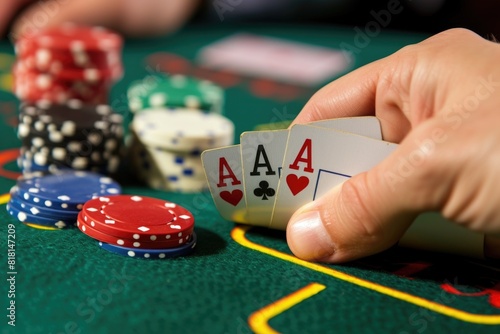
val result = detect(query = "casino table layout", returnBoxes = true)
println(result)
[1,24,500,334]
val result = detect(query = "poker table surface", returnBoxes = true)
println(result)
[1,24,499,334]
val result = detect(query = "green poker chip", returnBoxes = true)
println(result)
[127,74,224,114]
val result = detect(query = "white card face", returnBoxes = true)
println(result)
[197,33,351,86]
[270,124,398,230]
[201,145,247,223]
[309,117,383,141]
[240,129,289,226]
[241,117,383,226]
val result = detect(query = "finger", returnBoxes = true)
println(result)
[11,0,200,38]
[292,53,413,143]
[293,61,383,124]
[0,0,33,37]
[286,119,452,263]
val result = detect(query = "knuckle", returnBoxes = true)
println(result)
[434,28,477,40]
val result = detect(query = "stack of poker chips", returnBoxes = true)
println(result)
[13,24,123,104]
[129,108,234,192]
[127,74,224,114]
[17,101,124,175]
[77,195,196,259]
[6,171,122,229]
[127,74,233,193]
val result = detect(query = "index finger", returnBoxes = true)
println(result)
[293,61,379,123]
[292,55,412,143]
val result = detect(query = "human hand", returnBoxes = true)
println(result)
[1,0,200,39]
[287,28,500,263]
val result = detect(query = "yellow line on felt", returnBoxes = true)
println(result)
[248,283,326,334]
[232,225,500,325]
[0,193,10,204]
[0,73,13,91]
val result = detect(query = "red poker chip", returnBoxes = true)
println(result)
[13,65,109,104]
[15,59,122,82]
[15,24,122,54]
[77,212,192,249]
[16,47,121,71]
[82,195,195,240]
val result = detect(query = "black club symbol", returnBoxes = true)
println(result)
[254,181,276,200]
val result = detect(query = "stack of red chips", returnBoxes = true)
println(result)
[13,24,123,104]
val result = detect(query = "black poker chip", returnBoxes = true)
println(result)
[19,101,123,133]
[17,101,124,176]
[19,132,123,155]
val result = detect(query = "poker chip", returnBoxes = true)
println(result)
[131,108,234,152]
[15,59,123,82]
[14,171,121,211]
[6,201,76,228]
[144,146,205,177]
[13,24,123,104]
[9,192,80,219]
[19,101,123,135]
[82,195,195,240]
[18,148,121,175]
[129,137,208,192]
[97,232,197,259]
[17,47,121,72]
[13,64,110,104]
[127,74,223,114]
[77,212,192,249]
[17,101,124,176]
[15,24,122,54]
[129,106,233,193]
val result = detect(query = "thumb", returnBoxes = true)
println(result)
[286,126,446,263]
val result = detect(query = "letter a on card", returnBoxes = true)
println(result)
[202,145,247,223]
[287,138,314,195]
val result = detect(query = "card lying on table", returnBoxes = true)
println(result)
[202,116,486,259]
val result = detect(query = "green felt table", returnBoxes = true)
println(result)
[0,24,499,334]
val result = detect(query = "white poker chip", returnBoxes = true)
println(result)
[144,146,205,178]
[129,137,208,193]
[131,108,234,152]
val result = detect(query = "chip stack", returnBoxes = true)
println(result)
[77,195,196,259]
[129,108,234,192]
[13,24,123,104]
[127,74,224,114]
[6,171,122,229]
[17,101,124,175]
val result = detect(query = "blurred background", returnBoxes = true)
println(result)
[2,0,500,39]
[195,0,497,37]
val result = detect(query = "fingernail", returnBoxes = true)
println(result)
[287,211,335,261]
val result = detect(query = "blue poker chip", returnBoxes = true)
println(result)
[98,232,197,259]
[6,200,76,229]
[14,171,121,211]
[9,192,80,220]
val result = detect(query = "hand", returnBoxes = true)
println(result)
[1,0,200,39]
[287,28,500,263]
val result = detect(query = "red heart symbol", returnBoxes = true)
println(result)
[286,174,309,196]
[220,190,243,206]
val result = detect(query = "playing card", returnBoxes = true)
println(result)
[241,117,383,226]
[270,124,398,230]
[201,145,247,224]
[197,33,350,86]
